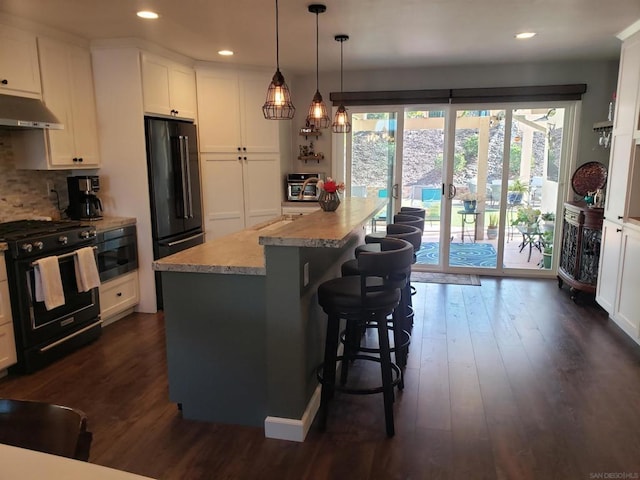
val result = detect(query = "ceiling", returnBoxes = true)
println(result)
[2,0,640,75]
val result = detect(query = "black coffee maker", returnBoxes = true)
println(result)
[66,176,103,220]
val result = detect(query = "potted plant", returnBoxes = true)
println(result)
[512,205,541,232]
[541,230,554,269]
[539,211,555,233]
[507,178,528,205]
[459,192,478,212]
[486,213,498,239]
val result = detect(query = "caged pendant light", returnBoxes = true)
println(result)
[331,34,351,134]
[306,4,330,129]
[262,0,295,120]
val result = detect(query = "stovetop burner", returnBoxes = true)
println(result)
[0,220,84,241]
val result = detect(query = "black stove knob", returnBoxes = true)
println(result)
[21,243,33,253]
[58,235,68,245]
[80,230,96,239]
[33,241,44,250]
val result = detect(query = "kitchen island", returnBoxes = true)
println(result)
[153,197,385,441]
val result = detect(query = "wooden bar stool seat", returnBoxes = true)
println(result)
[0,398,92,461]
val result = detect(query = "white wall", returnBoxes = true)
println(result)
[91,47,157,314]
[287,59,620,174]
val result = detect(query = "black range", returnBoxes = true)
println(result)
[0,219,101,373]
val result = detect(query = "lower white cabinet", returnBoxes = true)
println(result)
[613,226,640,341]
[99,270,139,326]
[596,219,623,314]
[202,153,281,239]
[0,257,17,372]
[597,222,640,344]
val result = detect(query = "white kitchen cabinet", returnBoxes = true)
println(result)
[196,68,279,154]
[99,270,139,326]
[141,53,197,120]
[612,225,640,342]
[13,37,100,170]
[0,257,17,372]
[596,219,623,314]
[202,153,281,239]
[0,24,41,97]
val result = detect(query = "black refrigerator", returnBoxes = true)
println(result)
[145,116,204,308]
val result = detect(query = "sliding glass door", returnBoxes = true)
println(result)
[336,102,576,276]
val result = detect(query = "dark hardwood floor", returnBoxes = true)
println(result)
[1,277,640,479]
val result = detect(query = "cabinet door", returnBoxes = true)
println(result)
[614,227,640,339]
[238,74,279,153]
[201,154,246,239]
[68,45,100,166]
[242,154,282,227]
[0,280,11,326]
[596,219,622,314]
[0,24,41,96]
[613,32,640,136]
[196,69,242,153]
[169,64,197,120]
[37,37,76,167]
[604,134,633,221]
[0,322,17,370]
[141,54,172,117]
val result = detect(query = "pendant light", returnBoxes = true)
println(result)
[332,34,351,134]
[306,4,330,129]
[262,0,295,120]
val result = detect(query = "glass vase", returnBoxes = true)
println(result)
[318,191,340,211]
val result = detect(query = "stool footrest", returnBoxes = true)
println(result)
[317,354,402,395]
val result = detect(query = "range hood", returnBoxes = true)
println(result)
[0,93,63,129]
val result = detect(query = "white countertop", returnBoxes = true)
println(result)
[0,443,155,480]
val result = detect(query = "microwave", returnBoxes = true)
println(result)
[286,173,324,201]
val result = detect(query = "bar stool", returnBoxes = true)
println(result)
[317,237,414,437]
[400,206,426,219]
[365,212,424,245]
[342,223,421,366]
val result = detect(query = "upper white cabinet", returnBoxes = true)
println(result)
[196,68,279,153]
[141,53,197,120]
[0,24,41,97]
[14,36,100,170]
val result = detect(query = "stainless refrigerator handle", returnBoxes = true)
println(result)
[183,136,194,219]
[161,232,205,247]
[178,136,189,219]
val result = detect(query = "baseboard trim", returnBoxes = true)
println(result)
[264,385,321,442]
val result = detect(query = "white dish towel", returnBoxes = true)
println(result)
[74,247,101,293]
[34,256,65,311]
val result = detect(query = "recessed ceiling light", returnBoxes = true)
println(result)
[137,11,159,19]
[218,50,234,56]
[515,32,537,39]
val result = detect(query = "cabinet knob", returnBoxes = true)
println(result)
[72,157,78,162]
[243,147,247,152]
[1,79,7,85]
[117,292,122,297]
[78,157,83,162]
[618,216,623,219]
[238,156,242,160]
[616,228,622,232]
[237,147,242,151]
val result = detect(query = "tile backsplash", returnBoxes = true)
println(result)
[0,130,70,222]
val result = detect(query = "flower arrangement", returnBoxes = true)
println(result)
[317,177,345,194]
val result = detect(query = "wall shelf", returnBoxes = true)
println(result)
[299,129,322,140]
[593,120,613,131]
[298,154,324,163]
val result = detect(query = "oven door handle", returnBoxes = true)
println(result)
[30,246,97,267]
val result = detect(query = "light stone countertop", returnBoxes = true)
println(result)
[86,216,136,233]
[153,197,385,275]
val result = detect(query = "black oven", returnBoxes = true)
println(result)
[286,173,324,201]
[1,220,102,373]
[96,225,138,282]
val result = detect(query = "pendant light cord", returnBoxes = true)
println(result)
[275,0,280,69]
[315,11,319,91]
[340,40,344,94]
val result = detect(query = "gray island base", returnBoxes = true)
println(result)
[153,197,386,441]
